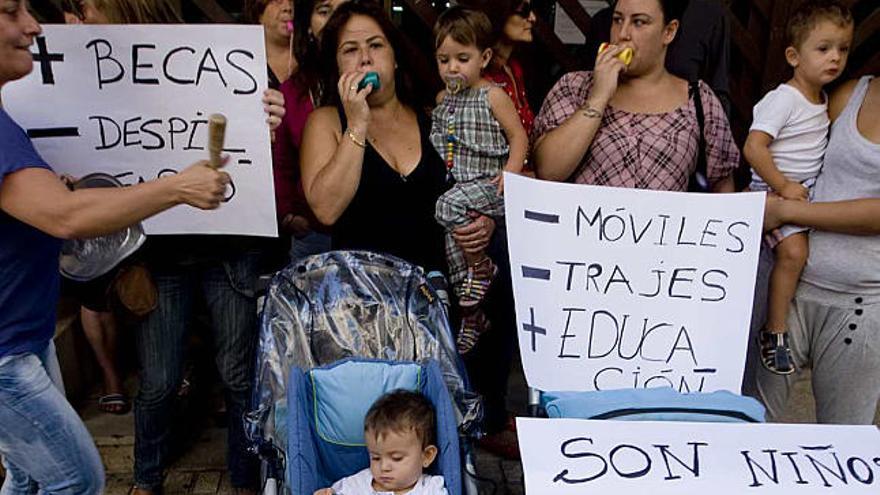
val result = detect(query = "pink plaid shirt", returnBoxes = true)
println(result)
[532,72,740,190]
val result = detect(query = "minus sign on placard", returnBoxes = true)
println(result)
[28,127,79,138]
[522,266,551,280]
[524,210,560,224]
[238,159,252,165]
[223,148,246,153]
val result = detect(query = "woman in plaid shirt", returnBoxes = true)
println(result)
[531,0,739,191]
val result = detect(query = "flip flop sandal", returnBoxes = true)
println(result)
[98,393,131,415]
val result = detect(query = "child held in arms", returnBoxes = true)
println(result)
[745,1,853,375]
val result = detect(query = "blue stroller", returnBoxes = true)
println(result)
[245,251,482,494]
[286,357,462,494]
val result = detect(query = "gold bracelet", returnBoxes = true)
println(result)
[346,128,366,148]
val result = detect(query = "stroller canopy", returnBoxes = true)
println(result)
[247,251,481,452]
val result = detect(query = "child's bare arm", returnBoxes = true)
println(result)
[313,489,333,495]
[488,86,527,174]
[744,130,807,200]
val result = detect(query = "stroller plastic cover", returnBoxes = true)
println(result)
[246,250,482,455]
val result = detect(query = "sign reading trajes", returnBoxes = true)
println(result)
[3,25,276,236]
[517,418,880,494]
[504,173,764,393]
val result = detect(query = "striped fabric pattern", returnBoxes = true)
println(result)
[430,86,510,183]
[435,179,505,286]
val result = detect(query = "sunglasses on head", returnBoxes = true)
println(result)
[514,1,532,17]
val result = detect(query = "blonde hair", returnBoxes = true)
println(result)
[92,0,183,24]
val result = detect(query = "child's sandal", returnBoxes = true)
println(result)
[457,308,491,354]
[757,328,796,375]
[457,258,498,308]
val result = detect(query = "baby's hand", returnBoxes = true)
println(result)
[313,489,334,495]
[779,181,808,202]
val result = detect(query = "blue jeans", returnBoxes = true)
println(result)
[0,342,104,494]
[134,252,260,490]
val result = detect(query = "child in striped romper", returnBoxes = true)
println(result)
[430,6,528,353]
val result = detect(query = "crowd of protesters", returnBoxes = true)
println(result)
[1,0,878,493]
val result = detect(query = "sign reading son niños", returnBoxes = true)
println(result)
[3,25,276,237]
[517,418,880,494]
[504,173,764,393]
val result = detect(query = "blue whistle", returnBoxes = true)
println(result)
[358,72,381,91]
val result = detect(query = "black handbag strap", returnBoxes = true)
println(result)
[689,80,709,192]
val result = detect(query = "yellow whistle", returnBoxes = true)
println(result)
[598,42,633,66]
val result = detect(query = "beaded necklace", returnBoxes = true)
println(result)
[445,105,456,181]
[444,77,466,182]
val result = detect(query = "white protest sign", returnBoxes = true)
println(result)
[504,173,764,393]
[517,418,880,494]
[2,25,276,237]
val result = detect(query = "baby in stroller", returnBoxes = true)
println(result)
[314,390,448,495]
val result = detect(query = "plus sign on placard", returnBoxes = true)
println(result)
[32,36,64,85]
[522,307,546,353]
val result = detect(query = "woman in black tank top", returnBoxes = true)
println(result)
[332,107,449,273]
[299,0,491,276]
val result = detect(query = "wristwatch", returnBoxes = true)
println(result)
[581,105,602,119]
